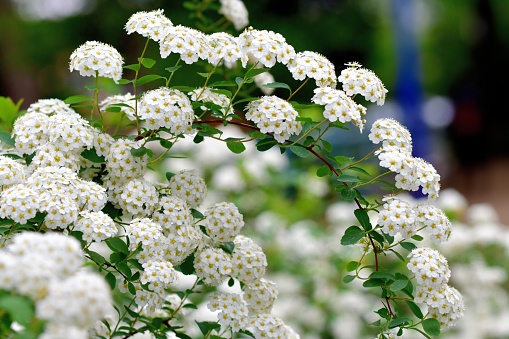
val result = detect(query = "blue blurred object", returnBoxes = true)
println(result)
[391,0,430,160]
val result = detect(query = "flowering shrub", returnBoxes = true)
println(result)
[0,1,464,338]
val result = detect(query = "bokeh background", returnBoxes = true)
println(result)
[1,0,509,338]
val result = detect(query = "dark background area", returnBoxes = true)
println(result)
[1,0,509,221]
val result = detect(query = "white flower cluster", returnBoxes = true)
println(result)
[139,87,195,134]
[250,313,300,339]
[125,9,173,42]
[408,248,465,328]
[204,201,244,243]
[0,232,111,337]
[338,62,388,105]
[377,197,452,243]
[231,235,267,284]
[160,25,209,64]
[208,292,250,331]
[119,179,159,217]
[0,155,25,187]
[288,51,336,87]
[219,0,249,30]
[168,169,207,208]
[207,32,243,66]
[74,211,118,243]
[194,246,233,286]
[69,41,123,83]
[312,86,366,130]
[245,96,302,143]
[370,118,440,199]
[238,28,295,68]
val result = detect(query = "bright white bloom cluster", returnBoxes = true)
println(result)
[45,112,95,151]
[26,98,75,115]
[369,118,412,154]
[189,87,234,118]
[74,211,118,243]
[370,118,440,199]
[168,169,207,208]
[232,235,267,284]
[208,292,250,332]
[99,93,137,121]
[250,313,300,339]
[244,278,278,315]
[125,9,173,42]
[12,112,49,154]
[377,198,417,238]
[160,25,209,64]
[194,246,233,286]
[0,184,40,223]
[415,204,452,243]
[238,28,295,68]
[69,41,123,83]
[105,138,148,182]
[207,32,243,65]
[0,156,25,187]
[119,179,159,217]
[152,195,193,229]
[288,51,336,87]
[407,247,451,287]
[219,0,249,30]
[415,284,465,328]
[140,261,177,292]
[138,87,194,135]
[338,62,387,105]
[204,202,244,243]
[312,86,366,130]
[125,218,164,248]
[245,96,302,143]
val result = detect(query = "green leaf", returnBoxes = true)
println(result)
[262,82,291,92]
[124,64,141,71]
[196,321,221,335]
[363,278,385,288]
[0,97,23,127]
[118,79,132,85]
[406,300,424,319]
[249,130,266,139]
[321,139,333,152]
[191,209,204,219]
[400,241,417,251]
[256,138,277,152]
[166,172,175,181]
[86,250,106,266]
[116,262,132,279]
[140,57,156,68]
[130,147,148,157]
[340,226,365,245]
[245,67,270,78]
[389,249,407,263]
[210,80,237,87]
[346,166,371,176]
[128,282,137,295]
[337,174,361,183]
[81,148,105,163]
[354,209,372,231]
[105,272,116,290]
[0,131,15,147]
[339,187,356,201]
[160,139,173,149]
[105,237,129,254]
[345,261,358,272]
[375,307,390,319]
[369,271,394,280]
[179,252,196,275]
[0,295,34,326]
[334,156,353,167]
[235,77,244,86]
[389,317,411,328]
[182,1,197,10]
[135,74,166,86]
[110,251,127,263]
[422,318,441,336]
[390,279,409,292]
[343,275,355,283]
[289,145,311,158]
[165,65,183,73]
[226,141,246,154]
[197,72,211,78]
[64,95,91,105]
[183,303,198,309]
[221,241,235,255]
[316,165,331,177]
[411,234,424,241]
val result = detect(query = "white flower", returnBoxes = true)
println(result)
[189,87,233,118]
[415,204,452,243]
[138,87,195,135]
[0,184,40,224]
[288,51,336,87]
[194,247,232,286]
[125,9,173,42]
[204,202,244,243]
[27,98,75,116]
[75,211,118,243]
[208,292,250,332]
[69,41,123,83]
[407,247,451,287]
[12,112,50,154]
[0,156,25,187]
[251,313,300,339]
[168,169,207,208]
[312,87,365,130]
[207,32,243,65]
[219,0,249,30]
[243,278,278,315]
[231,235,267,284]
[369,118,412,154]
[415,284,464,328]
[105,138,148,181]
[118,179,159,217]
[159,25,209,64]
[238,28,295,68]
[245,96,302,143]
[377,198,417,239]
[125,218,164,248]
[338,62,387,105]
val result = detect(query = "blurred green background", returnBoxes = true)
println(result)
[1,0,509,222]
